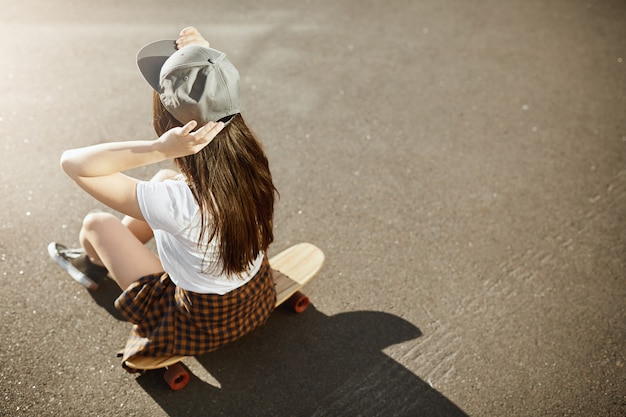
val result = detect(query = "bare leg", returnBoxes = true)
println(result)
[118,167,181,243]
[151,168,180,182]
[80,212,164,290]
[118,168,180,243]
[122,216,154,244]
[79,168,179,289]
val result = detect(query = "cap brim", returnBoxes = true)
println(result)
[136,39,178,92]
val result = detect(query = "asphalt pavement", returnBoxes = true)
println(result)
[1,0,624,416]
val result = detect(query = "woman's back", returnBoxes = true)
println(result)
[154,100,278,277]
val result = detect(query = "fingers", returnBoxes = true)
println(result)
[185,121,224,154]
[181,120,223,138]
[180,120,198,135]
[160,121,224,158]
[179,27,197,37]
[181,120,224,142]
[176,27,210,49]
[193,121,224,140]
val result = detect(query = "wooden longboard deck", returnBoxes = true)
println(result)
[124,242,324,371]
[272,242,324,306]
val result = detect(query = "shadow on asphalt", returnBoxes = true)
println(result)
[87,275,125,321]
[133,305,468,416]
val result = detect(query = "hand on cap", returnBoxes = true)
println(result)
[157,120,224,159]
[176,27,210,49]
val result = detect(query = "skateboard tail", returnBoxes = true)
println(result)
[271,242,324,308]
[121,242,324,391]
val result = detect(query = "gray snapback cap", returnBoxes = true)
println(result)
[137,40,240,125]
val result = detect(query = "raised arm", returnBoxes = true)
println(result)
[61,120,223,218]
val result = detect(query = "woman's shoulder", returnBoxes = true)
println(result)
[138,176,199,229]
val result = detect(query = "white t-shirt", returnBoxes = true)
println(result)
[136,179,264,294]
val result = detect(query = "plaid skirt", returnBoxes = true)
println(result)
[114,256,275,368]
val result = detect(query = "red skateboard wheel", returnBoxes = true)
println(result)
[286,291,310,313]
[164,363,190,390]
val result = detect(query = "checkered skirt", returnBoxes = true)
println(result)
[114,256,275,368]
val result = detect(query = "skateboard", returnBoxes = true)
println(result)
[48,241,324,390]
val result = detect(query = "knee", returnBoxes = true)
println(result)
[81,212,118,234]
[151,168,179,182]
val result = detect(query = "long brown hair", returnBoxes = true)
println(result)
[152,93,277,276]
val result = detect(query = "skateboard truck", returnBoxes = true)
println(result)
[122,243,324,390]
